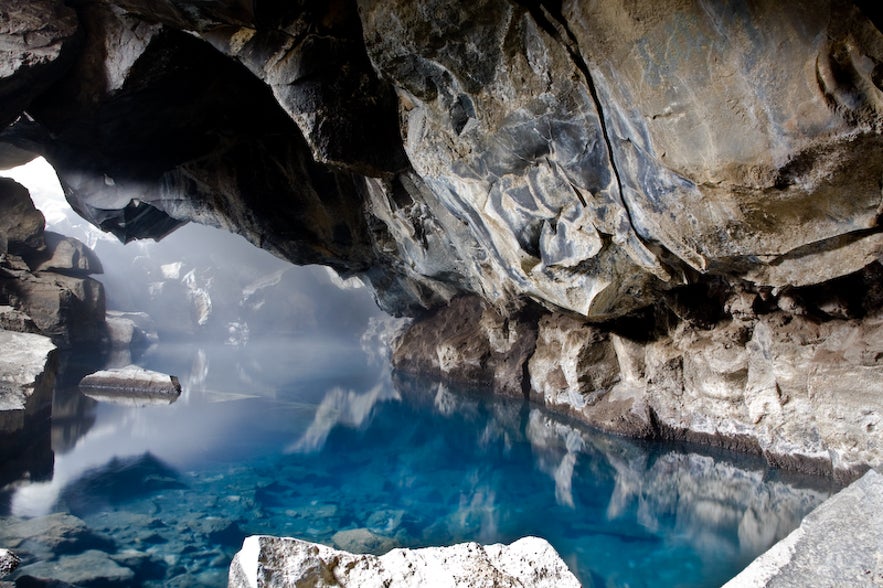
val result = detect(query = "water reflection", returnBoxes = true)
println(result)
[1,340,838,588]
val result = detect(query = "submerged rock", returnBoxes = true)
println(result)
[228,535,580,588]
[78,365,181,406]
[15,550,134,587]
[724,469,883,587]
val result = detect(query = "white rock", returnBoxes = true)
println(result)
[228,535,580,588]
[78,365,181,406]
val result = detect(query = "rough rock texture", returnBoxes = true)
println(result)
[0,0,882,474]
[0,178,107,347]
[723,469,883,587]
[227,535,580,588]
[0,330,56,434]
[78,365,181,406]
[393,285,883,482]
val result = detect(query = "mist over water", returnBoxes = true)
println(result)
[1,159,839,587]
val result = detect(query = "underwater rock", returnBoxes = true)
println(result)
[78,365,180,406]
[228,535,580,588]
[724,469,883,587]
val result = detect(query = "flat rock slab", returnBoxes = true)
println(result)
[724,469,883,587]
[228,535,580,588]
[78,365,181,406]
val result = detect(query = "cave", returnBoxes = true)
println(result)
[1,0,882,586]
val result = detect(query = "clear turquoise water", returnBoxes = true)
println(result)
[1,339,837,587]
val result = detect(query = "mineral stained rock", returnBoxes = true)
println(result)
[1,1,883,472]
[227,535,580,588]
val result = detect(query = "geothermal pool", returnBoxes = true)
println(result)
[0,338,837,587]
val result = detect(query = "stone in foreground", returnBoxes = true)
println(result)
[78,365,181,406]
[724,469,883,587]
[228,535,580,588]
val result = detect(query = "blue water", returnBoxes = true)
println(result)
[1,338,837,587]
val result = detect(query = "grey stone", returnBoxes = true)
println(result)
[724,469,883,587]
[78,365,181,406]
[228,535,581,588]
[28,232,102,276]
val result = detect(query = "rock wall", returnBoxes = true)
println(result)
[1,1,882,473]
[0,178,106,348]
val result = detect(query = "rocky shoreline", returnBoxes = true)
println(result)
[392,284,883,483]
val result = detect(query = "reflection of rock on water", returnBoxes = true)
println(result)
[523,405,835,564]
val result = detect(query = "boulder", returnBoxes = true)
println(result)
[723,469,883,587]
[228,535,580,588]
[104,310,156,351]
[0,330,56,434]
[27,232,103,276]
[78,365,181,406]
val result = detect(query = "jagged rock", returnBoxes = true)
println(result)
[0,330,56,434]
[0,549,20,578]
[724,469,883,587]
[227,535,580,588]
[78,365,180,406]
